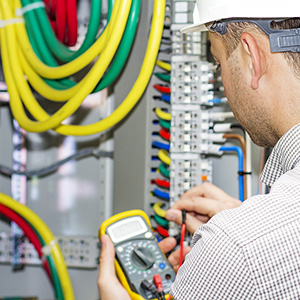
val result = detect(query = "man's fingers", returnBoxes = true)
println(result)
[181,182,235,202]
[98,234,117,281]
[180,182,219,200]
[97,235,132,300]
[186,213,206,232]
[168,246,191,269]
[171,197,212,215]
[170,197,227,218]
[180,184,208,200]
[194,213,210,224]
[165,208,182,224]
[165,209,205,233]
[158,237,177,254]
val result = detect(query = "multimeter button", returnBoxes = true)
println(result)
[159,262,166,270]
[145,232,153,239]
[117,246,124,252]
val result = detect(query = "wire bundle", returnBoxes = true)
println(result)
[0,194,74,300]
[0,0,166,136]
[153,202,169,237]
[151,58,172,235]
[43,0,78,46]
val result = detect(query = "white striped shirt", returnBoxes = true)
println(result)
[171,123,300,299]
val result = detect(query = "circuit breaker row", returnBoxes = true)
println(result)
[168,0,215,205]
[170,45,216,204]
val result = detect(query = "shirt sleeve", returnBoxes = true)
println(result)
[170,223,257,300]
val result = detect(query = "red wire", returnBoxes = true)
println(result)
[153,84,171,94]
[65,0,78,46]
[179,223,186,268]
[49,0,56,19]
[155,178,170,188]
[50,19,56,33]
[56,0,67,43]
[159,128,171,140]
[164,222,186,300]
[43,0,50,13]
[156,225,169,237]
[0,204,52,282]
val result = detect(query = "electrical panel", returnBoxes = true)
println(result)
[0,1,261,299]
[113,0,260,241]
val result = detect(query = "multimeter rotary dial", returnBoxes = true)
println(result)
[131,247,155,270]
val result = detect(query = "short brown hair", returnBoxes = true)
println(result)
[216,19,300,78]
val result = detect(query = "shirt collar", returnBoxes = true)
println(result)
[261,123,300,187]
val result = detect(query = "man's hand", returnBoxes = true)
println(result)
[98,234,186,299]
[98,234,131,300]
[167,244,191,273]
[165,182,241,233]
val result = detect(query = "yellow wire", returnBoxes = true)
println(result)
[10,0,165,135]
[18,47,80,101]
[158,149,171,165]
[0,193,74,300]
[13,0,120,79]
[1,0,131,132]
[153,202,166,218]
[2,0,165,135]
[156,60,171,72]
[155,107,172,121]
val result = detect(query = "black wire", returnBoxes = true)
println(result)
[141,280,158,298]
[159,48,172,54]
[160,39,172,45]
[0,148,113,178]
[230,123,246,138]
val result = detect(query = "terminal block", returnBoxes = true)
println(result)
[171,56,214,105]
[169,56,215,205]
[171,1,194,25]
[171,105,202,153]
[170,0,207,57]
[170,105,213,154]
[0,232,100,269]
[171,27,203,55]
[170,153,212,204]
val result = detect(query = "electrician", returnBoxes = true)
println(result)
[98,0,300,298]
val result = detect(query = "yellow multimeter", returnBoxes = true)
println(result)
[99,209,175,300]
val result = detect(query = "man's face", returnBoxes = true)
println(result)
[209,32,278,147]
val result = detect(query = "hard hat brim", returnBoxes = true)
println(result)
[180,23,208,33]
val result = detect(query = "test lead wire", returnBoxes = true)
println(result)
[179,209,186,268]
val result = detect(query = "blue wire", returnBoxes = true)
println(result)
[155,234,162,243]
[161,94,171,102]
[153,141,170,151]
[219,146,244,202]
[209,98,222,104]
[153,188,170,200]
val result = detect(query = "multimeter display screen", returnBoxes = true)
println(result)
[107,216,148,243]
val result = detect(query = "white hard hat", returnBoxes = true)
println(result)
[182,0,300,33]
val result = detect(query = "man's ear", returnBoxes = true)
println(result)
[240,32,265,89]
